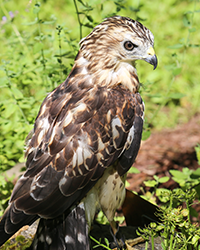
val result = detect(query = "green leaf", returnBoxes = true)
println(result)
[33,3,41,14]
[195,145,200,165]
[189,44,200,48]
[170,169,194,187]
[192,235,200,245]
[168,93,185,99]
[153,175,159,181]
[182,167,193,175]
[11,86,23,99]
[168,44,184,49]
[104,238,110,246]
[192,168,200,177]
[33,43,44,54]
[23,20,38,26]
[189,27,196,33]
[86,15,93,22]
[144,93,163,98]
[0,76,8,87]
[181,208,189,217]
[172,67,182,76]
[83,22,94,29]
[170,169,188,180]
[142,130,151,141]
[156,188,170,203]
[158,176,170,183]
[128,167,140,174]
[144,180,157,187]
[3,103,17,118]
[42,20,56,25]
[183,15,190,27]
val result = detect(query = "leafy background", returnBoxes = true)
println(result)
[0,0,200,238]
[1,0,200,173]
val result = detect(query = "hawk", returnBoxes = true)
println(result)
[0,16,157,249]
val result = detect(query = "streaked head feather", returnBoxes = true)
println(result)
[76,16,155,92]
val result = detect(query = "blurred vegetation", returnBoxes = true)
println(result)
[0,0,199,170]
[0,0,200,247]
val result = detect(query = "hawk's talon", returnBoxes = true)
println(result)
[109,224,126,250]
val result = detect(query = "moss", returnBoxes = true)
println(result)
[0,235,32,250]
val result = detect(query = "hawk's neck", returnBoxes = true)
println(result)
[71,52,140,93]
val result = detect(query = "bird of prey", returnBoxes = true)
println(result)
[0,16,157,249]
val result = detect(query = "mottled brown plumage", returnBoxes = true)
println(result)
[0,16,157,249]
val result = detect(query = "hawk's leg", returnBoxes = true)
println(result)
[109,220,125,249]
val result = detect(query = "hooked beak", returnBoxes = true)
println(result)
[144,47,158,70]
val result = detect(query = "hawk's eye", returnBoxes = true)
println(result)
[124,41,137,51]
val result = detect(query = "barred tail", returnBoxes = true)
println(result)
[28,203,90,250]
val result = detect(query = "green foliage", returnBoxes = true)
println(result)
[0,175,14,216]
[138,188,200,250]
[90,235,112,250]
[170,168,200,190]
[144,175,170,188]
[137,146,200,249]
[95,210,109,226]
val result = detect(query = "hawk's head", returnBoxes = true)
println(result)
[79,16,157,70]
[74,16,157,92]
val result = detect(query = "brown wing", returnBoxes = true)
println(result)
[6,80,143,224]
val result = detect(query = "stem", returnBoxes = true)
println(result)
[151,234,155,250]
[73,0,82,40]
[185,0,197,49]
[163,219,170,249]
[171,234,177,250]
[57,26,63,79]
[145,239,149,250]
[35,7,49,89]
[169,228,174,250]
[186,200,191,223]
[160,238,166,250]
[36,12,45,71]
